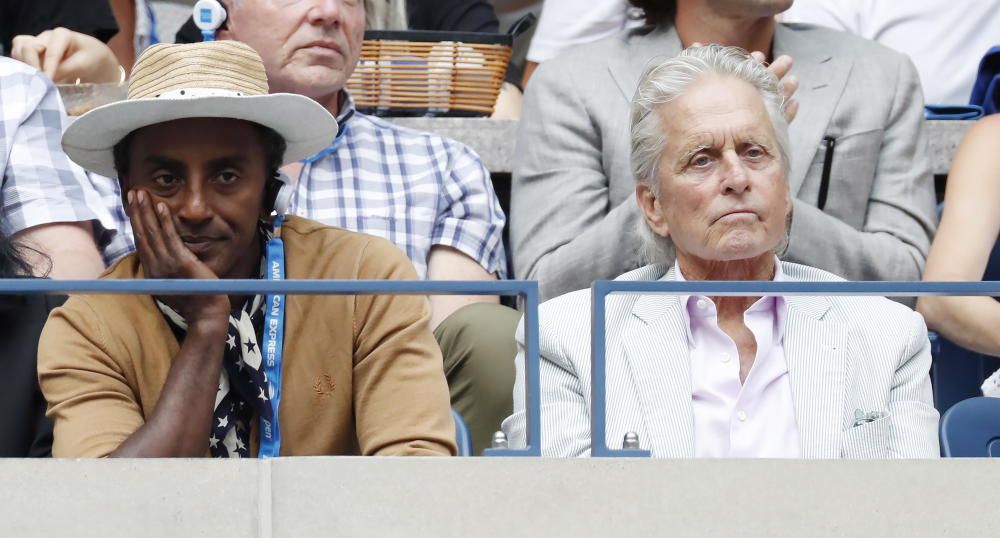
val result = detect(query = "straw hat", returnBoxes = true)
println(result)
[62,40,338,178]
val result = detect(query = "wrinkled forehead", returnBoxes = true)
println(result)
[658,76,780,154]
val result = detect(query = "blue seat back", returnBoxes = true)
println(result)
[940,397,1000,457]
[451,408,473,457]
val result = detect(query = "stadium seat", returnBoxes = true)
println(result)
[939,397,1000,457]
[451,408,473,457]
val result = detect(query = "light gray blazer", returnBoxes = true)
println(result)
[511,23,938,302]
[503,262,940,458]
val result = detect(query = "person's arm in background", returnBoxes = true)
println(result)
[12,27,122,84]
[2,0,119,56]
[918,116,1000,356]
[521,0,634,86]
[106,0,137,74]
[784,54,936,283]
[427,141,506,327]
[1,61,112,278]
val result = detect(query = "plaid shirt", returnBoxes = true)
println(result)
[0,58,126,264]
[103,93,506,278]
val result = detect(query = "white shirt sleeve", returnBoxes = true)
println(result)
[526,0,641,63]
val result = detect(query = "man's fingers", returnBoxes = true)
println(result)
[750,50,766,64]
[134,191,169,265]
[780,74,799,100]
[10,36,44,71]
[768,54,794,80]
[154,201,195,264]
[41,27,73,81]
[784,98,800,123]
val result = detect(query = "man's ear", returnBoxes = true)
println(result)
[216,0,235,40]
[635,183,670,238]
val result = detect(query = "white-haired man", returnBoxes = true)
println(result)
[503,45,939,458]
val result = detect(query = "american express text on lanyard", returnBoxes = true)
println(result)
[259,215,287,458]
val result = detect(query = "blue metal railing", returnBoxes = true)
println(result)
[589,280,1000,457]
[10,278,1000,458]
[0,278,541,457]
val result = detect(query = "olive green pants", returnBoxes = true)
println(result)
[434,302,521,455]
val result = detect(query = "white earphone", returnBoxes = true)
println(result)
[271,171,294,216]
[193,0,228,41]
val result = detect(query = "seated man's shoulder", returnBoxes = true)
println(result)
[538,264,668,331]
[281,216,418,279]
[780,22,911,67]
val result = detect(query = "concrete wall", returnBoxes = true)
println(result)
[2,458,998,537]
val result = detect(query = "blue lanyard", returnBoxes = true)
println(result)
[300,130,346,164]
[259,215,286,458]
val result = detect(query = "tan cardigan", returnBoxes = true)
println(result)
[38,216,456,457]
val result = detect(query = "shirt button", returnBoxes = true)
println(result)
[696,299,708,310]
[736,410,748,422]
[721,353,731,363]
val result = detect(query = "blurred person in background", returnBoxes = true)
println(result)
[782,0,1000,105]
[918,115,1000,396]
[521,0,646,86]
[0,232,58,457]
[511,0,936,302]
[505,46,939,458]
[173,0,524,117]
[20,0,518,455]
[0,55,124,278]
[0,0,118,57]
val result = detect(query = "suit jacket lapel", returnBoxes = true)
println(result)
[608,25,683,101]
[621,286,695,457]
[773,24,853,196]
[783,294,846,458]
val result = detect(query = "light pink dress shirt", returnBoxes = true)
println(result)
[676,261,801,457]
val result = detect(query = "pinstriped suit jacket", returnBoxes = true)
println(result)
[503,262,940,458]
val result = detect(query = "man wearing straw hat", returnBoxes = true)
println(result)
[37,40,456,458]
[17,0,519,456]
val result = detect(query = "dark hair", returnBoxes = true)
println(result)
[0,233,47,278]
[628,1,677,24]
[111,122,287,185]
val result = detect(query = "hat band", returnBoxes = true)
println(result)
[152,87,251,100]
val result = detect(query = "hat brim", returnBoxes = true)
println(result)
[62,93,338,178]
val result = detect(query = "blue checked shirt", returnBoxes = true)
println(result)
[0,58,127,264]
[103,93,506,278]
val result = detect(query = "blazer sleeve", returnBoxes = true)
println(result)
[511,58,643,301]
[503,313,593,457]
[351,238,457,456]
[785,53,936,284]
[887,310,940,458]
[37,299,145,458]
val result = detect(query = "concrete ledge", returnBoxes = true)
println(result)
[392,118,973,176]
[2,458,998,537]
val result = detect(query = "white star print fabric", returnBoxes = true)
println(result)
[156,289,274,458]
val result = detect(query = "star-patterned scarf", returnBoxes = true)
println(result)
[155,231,275,458]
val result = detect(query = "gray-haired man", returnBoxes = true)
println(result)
[503,46,939,458]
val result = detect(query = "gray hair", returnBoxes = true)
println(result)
[628,44,791,262]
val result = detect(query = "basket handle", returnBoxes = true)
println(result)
[507,13,537,39]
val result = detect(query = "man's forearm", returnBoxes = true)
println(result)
[111,320,228,457]
[15,222,105,279]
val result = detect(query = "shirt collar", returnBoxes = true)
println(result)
[675,257,788,344]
